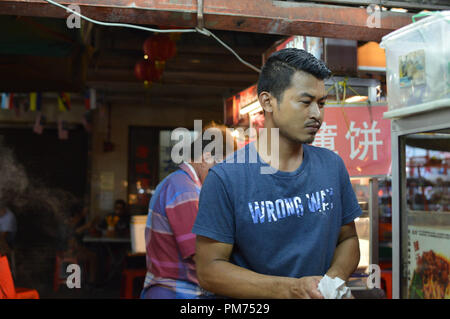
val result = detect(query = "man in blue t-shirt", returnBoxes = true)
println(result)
[192,48,362,299]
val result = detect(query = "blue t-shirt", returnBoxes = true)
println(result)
[192,142,362,279]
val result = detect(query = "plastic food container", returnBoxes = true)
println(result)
[380,11,450,111]
[130,215,147,254]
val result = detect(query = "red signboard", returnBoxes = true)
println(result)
[224,84,257,126]
[311,105,391,177]
[240,105,391,177]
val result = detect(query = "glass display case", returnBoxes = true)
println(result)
[381,12,450,299]
[387,110,450,299]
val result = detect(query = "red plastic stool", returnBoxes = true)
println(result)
[381,270,392,299]
[53,253,78,292]
[15,287,40,299]
[120,268,147,299]
[1,255,40,299]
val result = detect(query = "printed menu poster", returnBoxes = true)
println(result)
[407,226,450,299]
[100,171,114,191]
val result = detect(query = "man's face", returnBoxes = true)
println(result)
[0,207,6,217]
[270,71,327,144]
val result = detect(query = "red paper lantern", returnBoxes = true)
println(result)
[134,59,163,82]
[148,62,163,82]
[134,59,149,81]
[143,34,176,62]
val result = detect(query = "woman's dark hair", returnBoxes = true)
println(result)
[114,199,129,216]
[114,199,126,208]
[257,48,331,103]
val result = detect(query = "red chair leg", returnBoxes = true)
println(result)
[122,272,133,299]
[15,287,40,299]
[120,269,146,299]
[381,271,392,299]
[53,256,61,292]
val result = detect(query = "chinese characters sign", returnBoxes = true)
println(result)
[128,127,159,214]
[312,105,390,176]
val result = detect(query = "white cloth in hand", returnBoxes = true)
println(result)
[318,275,352,299]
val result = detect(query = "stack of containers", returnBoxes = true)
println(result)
[380,11,450,112]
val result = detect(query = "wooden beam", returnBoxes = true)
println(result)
[87,81,246,95]
[87,68,258,86]
[0,0,414,41]
[87,93,225,110]
[91,51,262,73]
[298,0,450,11]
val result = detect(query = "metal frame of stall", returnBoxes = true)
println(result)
[326,76,382,290]
[384,100,450,299]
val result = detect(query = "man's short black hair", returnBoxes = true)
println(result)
[257,48,331,103]
[114,199,126,208]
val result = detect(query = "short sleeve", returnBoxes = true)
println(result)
[165,190,199,259]
[337,156,363,225]
[192,170,235,244]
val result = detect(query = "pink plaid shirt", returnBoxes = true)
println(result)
[143,163,205,297]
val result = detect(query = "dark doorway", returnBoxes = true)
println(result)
[0,126,88,198]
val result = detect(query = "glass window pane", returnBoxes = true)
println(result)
[351,178,371,272]
[401,129,450,299]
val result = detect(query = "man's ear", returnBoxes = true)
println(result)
[203,151,215,164]
[259,91,275,113]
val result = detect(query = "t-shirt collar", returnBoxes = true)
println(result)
[249,141,309,178]
[180,161,202,186]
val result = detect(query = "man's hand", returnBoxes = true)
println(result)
[290,276,324,299]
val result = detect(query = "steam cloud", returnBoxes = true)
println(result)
[0,142,79,289]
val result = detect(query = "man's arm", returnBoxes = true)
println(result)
[326,221,360,281]
[195,235,324,299]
